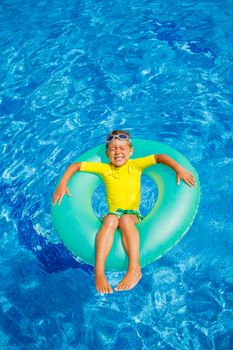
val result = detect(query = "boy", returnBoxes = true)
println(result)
[52,130,196,294]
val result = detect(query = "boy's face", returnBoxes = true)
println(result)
[106,139,133,167]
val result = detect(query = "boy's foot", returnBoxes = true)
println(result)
[115,268,142,291]
[95,273,113,294]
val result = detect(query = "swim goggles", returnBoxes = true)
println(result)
[106,133,132,143]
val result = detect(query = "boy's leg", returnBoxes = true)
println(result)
[115,214,142,291]
[95,214,119,294]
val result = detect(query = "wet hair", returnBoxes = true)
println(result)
[105,130,132,149]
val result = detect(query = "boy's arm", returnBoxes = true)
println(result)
[52,162,81,205]
[155,154,196,188]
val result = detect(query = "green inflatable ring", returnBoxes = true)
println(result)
[51,139,200,271]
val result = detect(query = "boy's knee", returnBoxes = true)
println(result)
[119,215,133,229]
[103,214,119,230]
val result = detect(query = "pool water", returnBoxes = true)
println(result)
[1,0,233,349]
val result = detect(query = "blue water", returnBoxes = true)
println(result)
[0,0,233,348]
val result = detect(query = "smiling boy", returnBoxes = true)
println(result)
[52,130,196,294]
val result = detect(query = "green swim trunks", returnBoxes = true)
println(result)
[104,208,144,222]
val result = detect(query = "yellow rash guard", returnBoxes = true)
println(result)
[79,155,156,212]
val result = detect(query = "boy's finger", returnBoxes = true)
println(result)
[188,175,196,186]
[188,177,196,187]
[58,193,64,205]
[52,193,58,205]
[66,189,71,196]
[190,177,196,185]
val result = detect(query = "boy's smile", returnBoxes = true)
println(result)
[106,139,133,167]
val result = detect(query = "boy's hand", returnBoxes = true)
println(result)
[156,155,196,188]
[176,166,196,188]
[52,183,71,205]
